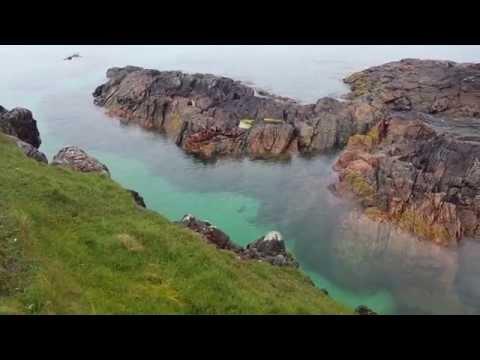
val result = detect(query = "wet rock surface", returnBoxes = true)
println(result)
[177,214,298,267]
[93,67,381,160]
[52,146,110,176]
[0,106,41,148]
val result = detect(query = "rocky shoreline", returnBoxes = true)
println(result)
[92,59,480,246]
[92,66,382,160]
[332,59,480,246]
[0,101,378,314]
[0,106,301,268]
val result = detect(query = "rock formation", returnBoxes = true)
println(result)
[92,59,480,247]
[355,305,377,315]
[331,112,480,246]
[127,189,146,208]
[52,146,110,176]
[344,58,480,117]
[331,59,480,246]
[177,214,298,267]
[92,67,381,160]
[3,134,48,164]
[0,106,41,148]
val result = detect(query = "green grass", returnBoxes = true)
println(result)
[0,134,352,314]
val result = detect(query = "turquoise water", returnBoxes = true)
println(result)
[2,45,480,314]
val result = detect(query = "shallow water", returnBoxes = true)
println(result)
[2,45,480,314]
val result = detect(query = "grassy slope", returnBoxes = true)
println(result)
[0,134,352,314]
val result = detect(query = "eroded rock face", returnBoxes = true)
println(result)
[92,67,380,160]
[0,106,41,148]
[331,112,480,246]
[177,214,298,267]
[52,146,110,176]
[330,59,480,246]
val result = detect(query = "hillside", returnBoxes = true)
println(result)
[0,133,352,314]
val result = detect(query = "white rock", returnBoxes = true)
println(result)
[263,231,283,242]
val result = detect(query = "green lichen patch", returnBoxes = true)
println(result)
[344,170,376,201]
[397,209,451,245]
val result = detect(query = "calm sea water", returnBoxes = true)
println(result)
[2,45,480,314]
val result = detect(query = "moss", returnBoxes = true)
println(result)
[364,207,385,221]
[164,111,184,136]
[347,75,370,96]
[344,171,375,200]
[398,210,451,244]
[347,127,380,152]
[0,132,352,314]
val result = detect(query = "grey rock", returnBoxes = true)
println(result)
[52,146,110,176]
[0,106,41,148]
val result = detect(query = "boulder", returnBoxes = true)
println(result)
[4,135,48,163]
[51,146,110,176]
[243,231,299,267]
[177,215,298,267]
[178,214,241,251]
[0,106,41,148]
[355,305,377,315]
[127,189,146,208]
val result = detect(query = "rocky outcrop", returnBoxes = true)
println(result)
[3,135,48,164]
[127,189,146,208]
[178,214,241,251]
[355,305,377,315]
[344,58,480,118]
[331,112,480,246]
[243,231,298,267]
[92,67,381,160]
[177,214,297,267]
[0,106,41,148]
[52,146,110,176]
[331,59,480,246]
